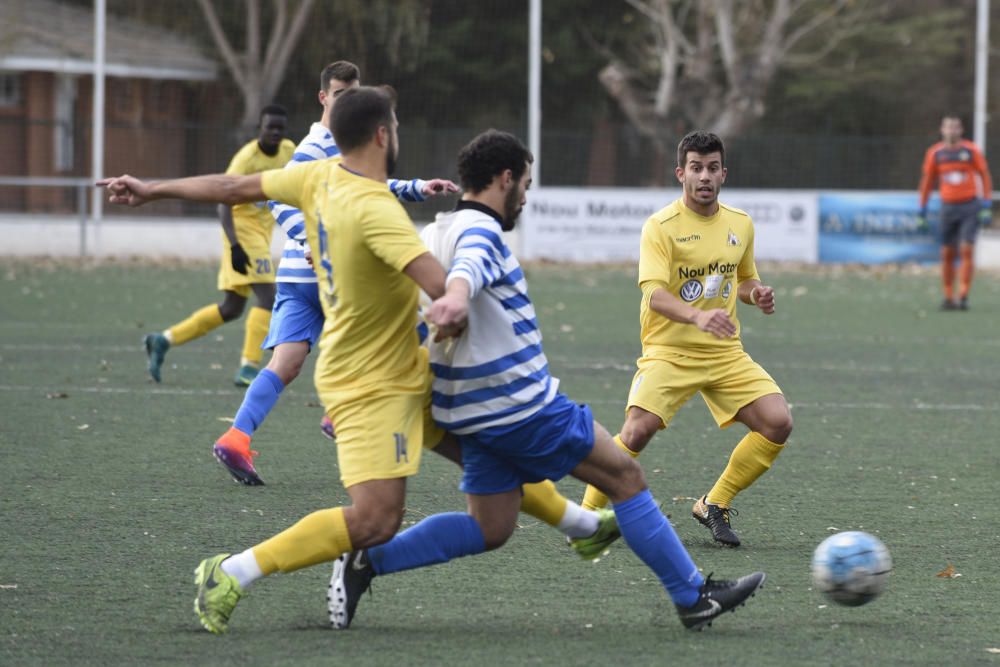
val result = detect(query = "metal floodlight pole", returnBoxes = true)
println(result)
[974,0,989,153]
[90,0,107,255]
[528,0,542,185]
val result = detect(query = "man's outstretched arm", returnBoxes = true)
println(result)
[97,173,266,208]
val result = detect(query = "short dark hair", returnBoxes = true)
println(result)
[259,104,287,121]
[942,113,964,124]
[320,61,361,91]
[457,130,534,194]
[330,86,395,153]
[676,131,725,168]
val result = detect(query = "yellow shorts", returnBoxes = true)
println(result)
[217,241,275,296]
[627,349,782,429]
[323,386,445,489]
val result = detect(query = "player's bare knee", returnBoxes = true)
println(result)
[268,354,304,384]
[349,504,405,547]
[480,523,514,551]
[217,300,244,322]
[765,411,793,444]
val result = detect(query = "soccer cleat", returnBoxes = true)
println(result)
[233,364,259,387]
[320,414,335,440]
[193,553,244,634]
[692,496,740,547]
[675,571,766,631]
[940,298,958,311]
[213,428,264,486]
[958,297,969,311]
[328,550,375,629]
[568,508,622,560]
[143,333,170,383]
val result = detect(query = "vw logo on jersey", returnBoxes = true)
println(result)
[680,279,703,302]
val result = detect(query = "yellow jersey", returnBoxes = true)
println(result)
[225,138,295,249]
[638,198,759,358]
[262,160,430,403]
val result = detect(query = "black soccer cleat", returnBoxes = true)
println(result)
[692,495,741,547]
[958,297,969,311]
[940,298,958,311]
[675,571,766,631]
[328,549,375,629]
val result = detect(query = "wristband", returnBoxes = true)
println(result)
[749,286,759,305]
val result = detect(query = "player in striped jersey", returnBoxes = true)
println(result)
[329,130,765,632]
[212,62,458,486]
[101,91,621,634]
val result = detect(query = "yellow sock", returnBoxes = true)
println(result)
[167,305,224,346]
[706,432,784,508]
[242,306,272,365]
[520,480,568,527]
[581,434,640,510]
[252,507,352,575]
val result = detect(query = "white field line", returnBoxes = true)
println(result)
[0,384,996,412]
[0,384,307,398]
[550,359,997,378]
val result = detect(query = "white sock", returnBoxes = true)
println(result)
[221,548,263,590]
[557,500,601,538]
[163,330,174,343]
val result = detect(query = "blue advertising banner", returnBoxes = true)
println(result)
[819,192,939,263]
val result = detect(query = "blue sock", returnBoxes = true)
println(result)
[368,513,486,575]
[232,368,284,435]
[614,489,704,607]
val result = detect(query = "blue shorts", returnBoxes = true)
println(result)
[261,281,324,350]
[458,393,595,495]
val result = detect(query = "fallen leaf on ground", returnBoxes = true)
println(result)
[46,392,68,399]
[77,424,90,431]
[936,563,961,578]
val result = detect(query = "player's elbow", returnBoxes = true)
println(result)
[221,175,261,205]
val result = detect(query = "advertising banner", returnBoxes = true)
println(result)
[520,187,818,263]
[818,191,938,263]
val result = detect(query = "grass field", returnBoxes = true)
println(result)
[2,259,999,666]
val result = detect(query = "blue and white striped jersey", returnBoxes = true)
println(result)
[420,201,558,434]
[269,122,430,283]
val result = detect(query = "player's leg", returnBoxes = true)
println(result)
[695,354,790,546]
[957,205,981,309]
[142,289,244,383]
[581,356,699,510]
[427,412,610,550]
[939,207,961,309]
[195,477,405,634]
[195,391,423,633]
[234,282,276,386]
[571,419,765,629]
[328,436,521,629]
[214,281,323,485]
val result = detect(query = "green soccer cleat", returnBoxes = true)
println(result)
[193,553,244,634]
[568,508,622,560]
[233,364,259,387]
[143,333,170,383]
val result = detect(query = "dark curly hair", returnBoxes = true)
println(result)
[676,131,725,168]
[457,130,533,194]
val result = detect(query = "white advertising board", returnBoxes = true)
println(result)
[520,187,818,263]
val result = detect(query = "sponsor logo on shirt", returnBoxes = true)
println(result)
[727,229,740,246]
[680,279,703,302]
[675,233,701,243]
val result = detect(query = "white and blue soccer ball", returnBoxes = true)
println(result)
[811,531,892,607]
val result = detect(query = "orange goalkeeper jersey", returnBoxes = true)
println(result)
[919,140,992,207]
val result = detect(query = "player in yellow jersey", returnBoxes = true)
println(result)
[142,105,295,386]
[580,131,793,547]
[99,87,619,634]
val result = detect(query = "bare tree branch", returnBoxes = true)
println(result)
[195,0,247,92]
[263,0,317,99]
[263,0,288,79]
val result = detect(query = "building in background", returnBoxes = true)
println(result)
[0,0,220,213]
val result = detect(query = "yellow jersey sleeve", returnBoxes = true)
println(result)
[363,196,429,273]
[225,141,258,176]
[261,161,320,211]
[638,214,673,291]
[737,223,759,284]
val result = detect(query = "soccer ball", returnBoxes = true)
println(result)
[811,531,892,607]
